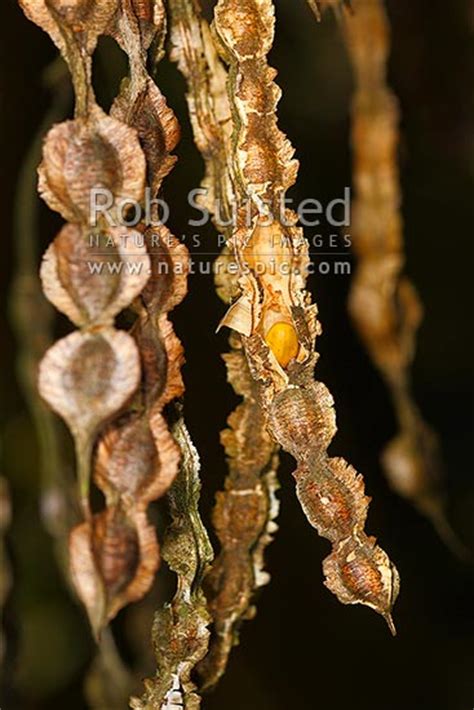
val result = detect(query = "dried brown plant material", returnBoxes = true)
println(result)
[10,57,136,700]
[68,225,191,636]
[130,421,213,710]
[112,78,180,197]
[126,219,215,700]
[19,0,118,50]
[20,0,204,644]
[38,328,142,509]
[341,0,464,553]
[38,109,146,222]
[70,504,159,633]
[40,225,149,327]
[170,0,280,688]
[199,344,279,688]
[207,0,399,631]
[107,0,166,59]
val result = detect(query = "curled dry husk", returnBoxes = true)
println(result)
[169,0,280,688]
[208,0,399,632]
[199,343,279,687]
[341,0,463,553]
[111,77,179,197]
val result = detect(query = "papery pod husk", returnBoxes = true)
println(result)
[39,107,146,223]
[269,381,336,459]
[107,0,166,59]
[294,455,370,543]
[96,392,182,514]
[127,223,207,703]
[210,0,400,630]
[111,78,180,196]
[323,534,399,635]
[141,225,189,314]
[70,504,159,636]
[77,225,191,639]
[169,0,234,224]
[41,223,150,327]
[95,413,161,504]
[213,0,298,202]
[38,328,141,446]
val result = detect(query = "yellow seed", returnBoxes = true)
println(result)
[264,322,299,368]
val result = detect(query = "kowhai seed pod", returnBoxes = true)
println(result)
[38,111,146,223]
[21,0,206,645]
[169,0,280,689]
[211,0,399,631]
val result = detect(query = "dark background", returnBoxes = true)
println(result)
[1,1,473,708]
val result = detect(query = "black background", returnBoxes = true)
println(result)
[1,1,473,708]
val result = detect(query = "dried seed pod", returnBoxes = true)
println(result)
[21,0,201,655]
[41,224,150,327]
[19,1,118,117]
[269,383,336,458]
[94,415,160,503]
[323,535,399,635]
[39,110,146,223]
[141,225,189,314]
[169,0,282,688]
[70,505,159,635]
[38,328,141,508]
[38,329,140,445]
[294,456,370,542]
[112,79,180,197]
[108,0,166,59]
[209,0,399,631]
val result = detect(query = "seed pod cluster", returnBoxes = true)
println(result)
[211,0,400,631]
[341,0,462,553]
[20,0,198,637]
[169,0,280,688]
